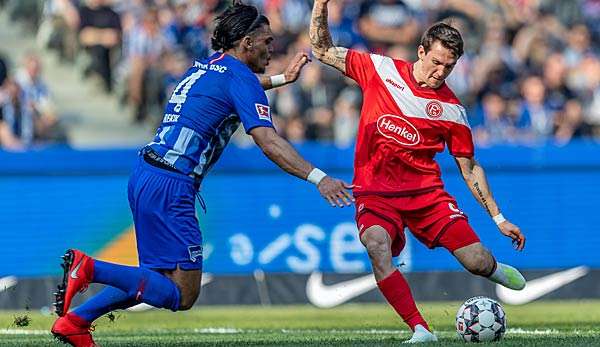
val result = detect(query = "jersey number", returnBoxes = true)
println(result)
[169,68,206,112]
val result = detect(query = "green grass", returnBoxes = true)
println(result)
[1,300,599,346]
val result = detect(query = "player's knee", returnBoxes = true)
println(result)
[178,288,200,311]
[362,227,392,262]
[464,248,494,276]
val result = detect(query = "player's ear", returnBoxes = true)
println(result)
[417,45,426,60]
[241,36,254,51]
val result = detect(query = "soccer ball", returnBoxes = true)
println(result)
[456,296,506,342]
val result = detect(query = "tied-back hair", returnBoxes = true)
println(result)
[420,22,464,58]
[211,1,270,51]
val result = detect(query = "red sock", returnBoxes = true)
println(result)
[377,270,429,332]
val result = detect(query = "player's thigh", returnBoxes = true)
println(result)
[130,163,204,271]
[355,196,405,257]
[404,191,476,249]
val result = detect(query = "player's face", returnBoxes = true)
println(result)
[247,24,274,74]
[417,41,458,88]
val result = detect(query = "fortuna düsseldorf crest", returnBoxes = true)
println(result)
[426,100,443,119]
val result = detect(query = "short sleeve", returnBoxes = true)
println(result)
[344,49,380,89]
[447,123,474,157]
[228,73,274,133]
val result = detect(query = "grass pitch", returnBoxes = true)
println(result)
[0,300,599,346]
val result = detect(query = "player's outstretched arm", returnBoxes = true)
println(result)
[250,126,354,207]
[259,52,311,90]
[454,156,526,251]
[309,0,348,74]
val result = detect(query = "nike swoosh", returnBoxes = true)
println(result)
[126,273,214,312]
[306,272,377,308]
[496,266,589,305]
[0,276,17,292]
[70,261,82,280]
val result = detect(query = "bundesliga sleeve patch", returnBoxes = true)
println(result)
[255,103,272,122]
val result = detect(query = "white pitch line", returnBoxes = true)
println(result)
[0,329,49,335]
[0,327,593,337]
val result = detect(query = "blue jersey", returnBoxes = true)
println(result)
[145,52,273,180]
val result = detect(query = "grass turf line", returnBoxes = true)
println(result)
[0,301,599,346]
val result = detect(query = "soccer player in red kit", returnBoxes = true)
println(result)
[310,1,526,343]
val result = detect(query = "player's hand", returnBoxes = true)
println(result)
[498,220,526,251]
[317,176,354,207]
[283,52,311,84]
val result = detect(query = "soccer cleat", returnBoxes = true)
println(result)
[489,262,526,290]
[51,313,97,347]
[403,324,438,344]
[54,249,94,317]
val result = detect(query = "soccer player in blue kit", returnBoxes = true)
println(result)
[50,3,354,346]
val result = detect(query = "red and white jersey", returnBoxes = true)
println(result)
[345,49,474,196]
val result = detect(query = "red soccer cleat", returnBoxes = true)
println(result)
[54,249,94,317]
[51,313,97,347]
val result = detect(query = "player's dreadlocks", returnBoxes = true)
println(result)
[211,1,270,51]
[421,22,464,58]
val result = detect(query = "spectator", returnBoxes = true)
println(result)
[125,8,170,123]
[358,0,419,51]
[0,79,28,150]
[554,99,593,144]
[38,0,80,62]
[78,0,122,93]
[517,76,555,140]
[472,92,518,146]
[163,1,208,60]
[15,53,65,143]
[284,116,307,144]
[0,54,7,86]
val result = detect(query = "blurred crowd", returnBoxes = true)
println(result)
[1,0,600,149]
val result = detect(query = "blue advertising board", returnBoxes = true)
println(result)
[0,141,599,277]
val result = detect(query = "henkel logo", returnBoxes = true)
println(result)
[377,114,421,146]
[426,100,443,119]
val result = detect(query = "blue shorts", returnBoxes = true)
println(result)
[127,157,203,271]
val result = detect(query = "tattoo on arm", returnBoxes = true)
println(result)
[309,1,347,73]
[309,3,333,52]
[473,181,491,215]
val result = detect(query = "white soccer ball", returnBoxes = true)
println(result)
[456,296,506,342]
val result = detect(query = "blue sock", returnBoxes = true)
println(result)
[92,260,180,311]
[72,286,136,323]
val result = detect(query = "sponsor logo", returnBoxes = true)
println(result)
[306,272,377,308]
[358,203,365,212]
[188,245,203,262]
[163,114,180,123]
[448,203,465,219]
[385,78,404,91]
[450,214,465,219]
[255,103,271,122]
[496,266,589,305]
[0,276,17,292]
[426,100,443,119]
[70,261,82,279]
[376,114,421,146]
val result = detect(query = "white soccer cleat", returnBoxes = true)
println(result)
[403,324,438,343]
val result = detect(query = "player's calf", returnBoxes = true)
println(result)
[453,243,496,276]
[454,243,525,290]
